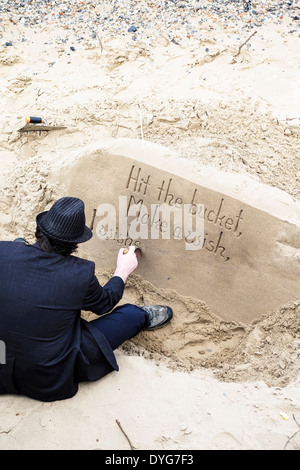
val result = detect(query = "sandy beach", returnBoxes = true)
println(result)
[0,0,299,451]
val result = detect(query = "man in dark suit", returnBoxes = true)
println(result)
[0,197,172,402]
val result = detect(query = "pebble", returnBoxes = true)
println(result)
[0,0,299,49]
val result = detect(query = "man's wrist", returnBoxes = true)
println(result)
[113,267,128,283]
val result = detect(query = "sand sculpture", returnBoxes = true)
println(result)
[49,139,300,324]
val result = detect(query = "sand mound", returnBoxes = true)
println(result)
[1,137,299,389]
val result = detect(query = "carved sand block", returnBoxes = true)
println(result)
[58,139,300,323]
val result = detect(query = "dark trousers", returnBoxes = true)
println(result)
[90,304,150,350]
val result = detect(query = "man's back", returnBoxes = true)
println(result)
[0,241,94,400]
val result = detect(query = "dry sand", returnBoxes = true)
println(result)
[0,3,299,450]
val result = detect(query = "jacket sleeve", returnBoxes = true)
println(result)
[82,274,125,316]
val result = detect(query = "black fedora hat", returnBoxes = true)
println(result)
[36,197,93,244]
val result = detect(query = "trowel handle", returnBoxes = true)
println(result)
[25,116,45,124]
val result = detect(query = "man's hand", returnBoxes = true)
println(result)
[113,246,138,283]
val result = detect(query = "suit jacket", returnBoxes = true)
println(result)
[0,241,124,401]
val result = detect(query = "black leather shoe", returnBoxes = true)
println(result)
[142,305,173,330]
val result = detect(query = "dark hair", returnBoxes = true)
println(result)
[35,227,78,256]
